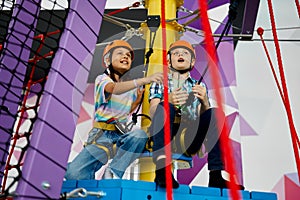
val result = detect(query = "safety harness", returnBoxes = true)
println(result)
[85,118,127,160]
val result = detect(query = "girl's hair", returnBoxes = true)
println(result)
[105,63,132,82]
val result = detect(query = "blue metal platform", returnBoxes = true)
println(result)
[61,179,277,200]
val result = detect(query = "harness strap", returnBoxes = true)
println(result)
[93,121,116,131]
[84,128,118,159]
[174,116,181,124]
[85,140,114,160]
[179,128,190,157]
[94,143,112,160]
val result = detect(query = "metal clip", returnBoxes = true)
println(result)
[64,188,106,199]
[115,120,129,134]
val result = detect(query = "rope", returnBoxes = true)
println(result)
[1,21,63,194]
[256,27,285,103]
[266,0,300,182]
[263,26,300,31]
[197,1,241,200]
[198,0,239,84]
[160,1,172,199]
[128,15,160,132]
[105,14,145,24]
[107,2,141,16]
[257,26,300,171]
[1,31,50,193]
[167,8,199,22]
[295,0,300,18]
[103,14,130,29]
[257,26,300,173]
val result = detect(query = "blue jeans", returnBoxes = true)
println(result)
[65,128,148,180]
[151,102,224,171]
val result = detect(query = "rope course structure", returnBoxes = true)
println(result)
[0,0,298,199]
[0,0,69,198]
[0,0,105,199]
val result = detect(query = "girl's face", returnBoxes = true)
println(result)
[168,47,195,71]
[111,47,132,74]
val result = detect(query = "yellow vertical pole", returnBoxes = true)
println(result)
[141,0,183,129]
[139,0,184,182]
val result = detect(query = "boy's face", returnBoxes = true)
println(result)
[168,47,195,71]
[109,47,132,74]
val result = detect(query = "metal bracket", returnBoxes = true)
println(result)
[146,15,160,32]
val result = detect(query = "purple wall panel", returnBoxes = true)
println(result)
[242,0,260,34]
[0,0,41,184]
[16,151,65,197]
[15,1,107,199]
[214,17,237,87]
[179,0,230,30]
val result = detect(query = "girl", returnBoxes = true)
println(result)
[65,40,163,180]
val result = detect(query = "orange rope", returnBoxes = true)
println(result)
[267,0,300,181]
[197,0,241,199]
[161,0,173,199]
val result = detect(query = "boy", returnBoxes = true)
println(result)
[149,40,244,189]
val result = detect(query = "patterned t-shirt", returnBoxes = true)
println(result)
[149,72,208,120]
[94,74,137,123]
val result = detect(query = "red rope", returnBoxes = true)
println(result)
[1,35,43,192]
[295,0,300,18]
[256,28,300,158]
[267,0,300,181]
[197,0,241,199]
[161,1,173,199]
[1,31,58,192]
[256,28,300,148]
[107,2,140,16]
[256,27,285,103]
